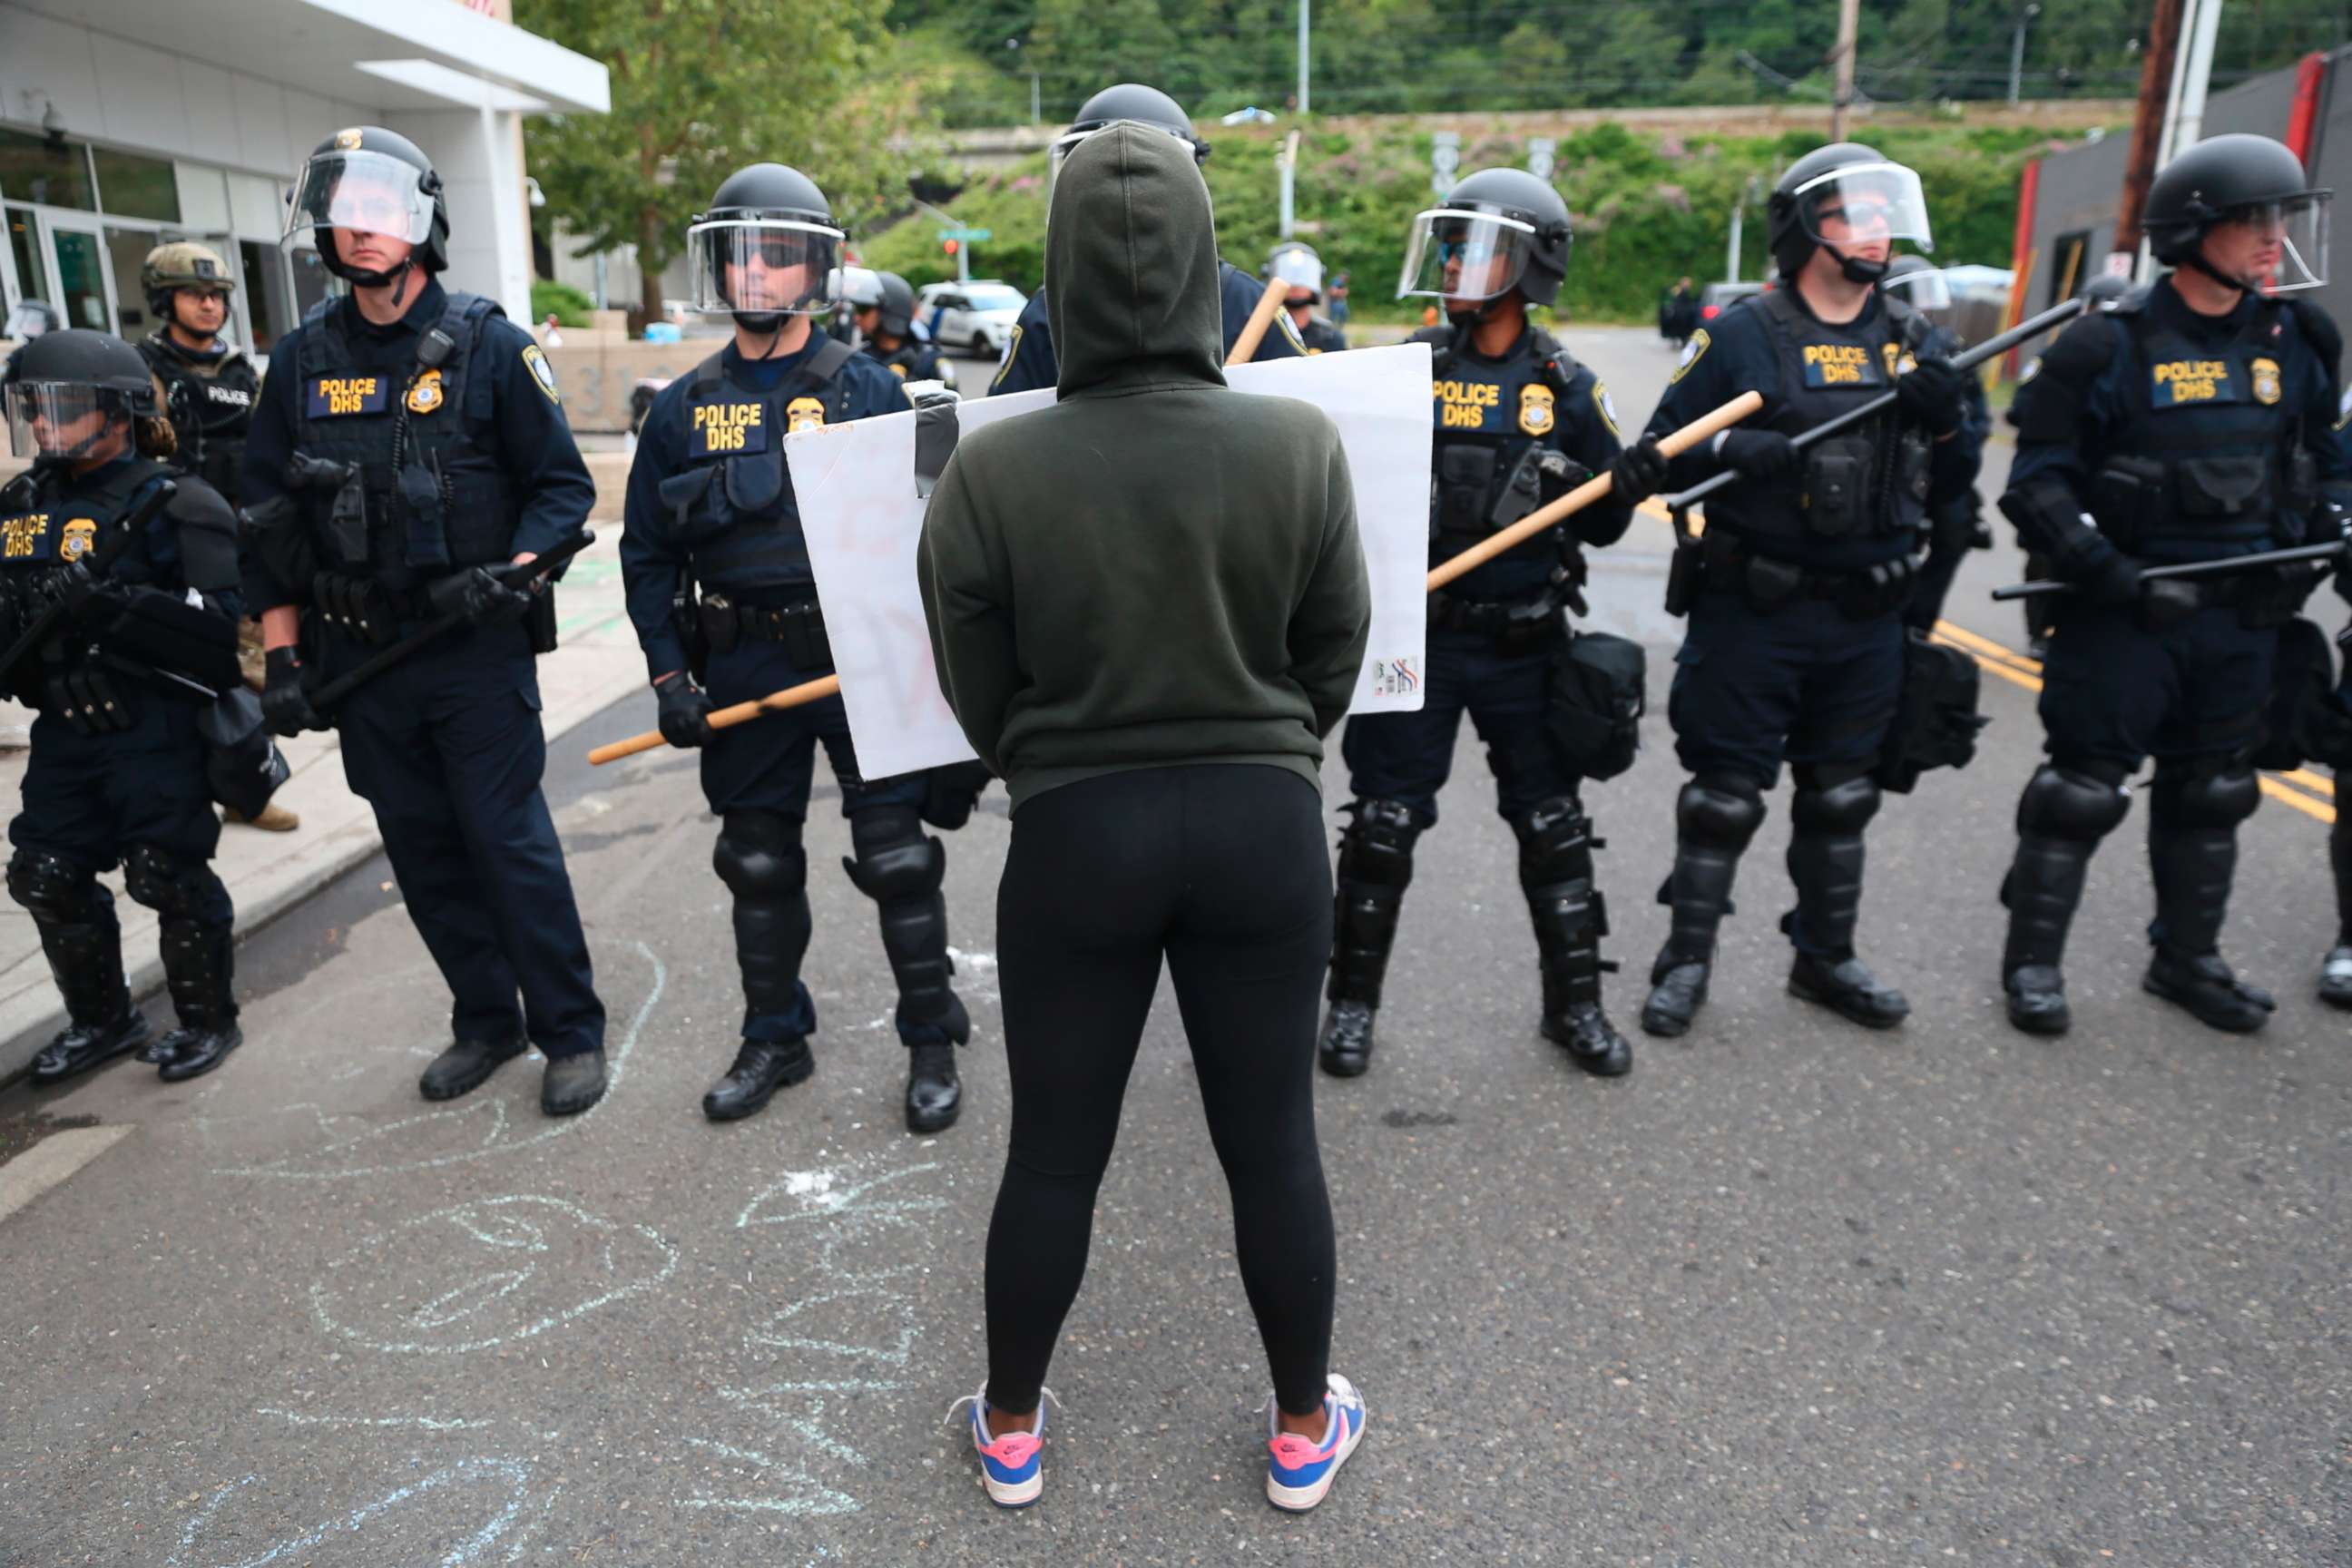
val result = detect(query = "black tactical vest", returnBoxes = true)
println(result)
[142,338,257,501]
[290,291,518,582]
[654,338,858,595]
[2091,290,2311,558]
[1720,289,1933,548]
[1423,325,1590,565]
[0,459,173,587]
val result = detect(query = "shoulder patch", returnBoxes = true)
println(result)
[1591,380,1622,439]
[1668,328,1710,386]
[521,344,561,405]
[990,325,1024,389]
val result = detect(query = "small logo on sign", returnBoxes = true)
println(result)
[1374,656,1422,697]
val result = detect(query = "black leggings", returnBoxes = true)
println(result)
[985,764,1338,1417]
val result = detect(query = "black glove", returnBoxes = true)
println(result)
[1609,436,1669,505]
[426,565,531,626]
[41,561,97,612]
[2141,576,2200,632]
[2084,554,2143,609]
[1717,428,1799,480]
[1896,356,1967,440]
[654,671,714,749]
[261,647,328,738]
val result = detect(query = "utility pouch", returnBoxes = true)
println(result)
[2175,454,2270,520]
[1804,437,1873,537]
[1545,632,1647,780]
[2092,456,2170,549]
[1875,630,1990,793]
[1742,553,1805,613]
[699,592,742,658]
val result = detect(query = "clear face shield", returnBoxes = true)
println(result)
[1879,263,1953,314]
[1396,210,1535,305]
[685,220,844,318]
[2208,192,2331,293]
[282,151,436,255]
[5,382,132,463]
[1796,162,1934,265]
[1270,248,1323,303]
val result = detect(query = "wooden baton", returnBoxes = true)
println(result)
[586,672,843,767]
[1224,274,1291,368]
[1424,389,1764,593]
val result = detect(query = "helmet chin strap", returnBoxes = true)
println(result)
[1838,252,1889,285]
[2181,248,2259,299]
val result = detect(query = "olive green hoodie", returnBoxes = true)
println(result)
[916,123,1371,810]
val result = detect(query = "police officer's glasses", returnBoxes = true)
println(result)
[1793,162,1934,254]
[685,219,846,318]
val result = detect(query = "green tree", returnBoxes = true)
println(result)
[516,0,918,325]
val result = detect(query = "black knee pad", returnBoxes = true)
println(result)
[1511,795,1594,882]
[2016,763,2132,842]
[844,807,945,904]
[2151,762,2259,830]
[1789,774,1881,836]
[714,810,808,900]
[122,844,209,917]
[1338,798,1419,889]
[1677,775,1765,851]
[5,848,101,924]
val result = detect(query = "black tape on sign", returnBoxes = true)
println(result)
[914,390,961,500]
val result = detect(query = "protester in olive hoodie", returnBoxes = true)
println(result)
[921,123,1373,1513]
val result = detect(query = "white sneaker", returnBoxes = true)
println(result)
[946,1385,1050,1508]
[1264,1373,1367,1512]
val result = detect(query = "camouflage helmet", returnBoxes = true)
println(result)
[142,241,235,303]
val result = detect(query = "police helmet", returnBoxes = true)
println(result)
[833,266,885,311]
[1878,252,1952,314]
[2080,270,2134,308]
[285,127,449,285]
[5,329,160,461]
[2144,132,2330,293]
[1768,142,1932,286]
[876,272,918,338]
[1049,83,1209,190]
[1267,240,1324,301]
[1398,167,1573,309]
[687,164,845,322]
[141,241,236,321]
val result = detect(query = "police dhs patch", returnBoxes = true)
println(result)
[787,396,827,434]
[407,368,446,416]
[1518,384,1556,436]
[522,345,561,405]
[2251,356,2283,407]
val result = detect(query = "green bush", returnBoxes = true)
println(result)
[858,118,2096,327]
[531,279,596,328]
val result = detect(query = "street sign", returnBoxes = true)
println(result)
[1431,132,1461,197]
[1526,137,1555,181]
[936,227,993,242]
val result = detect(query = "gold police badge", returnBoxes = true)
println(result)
[407,368,446,416]
[787,396,828,434]
[59,518,97,563]
[334,128,365,151]
[888,362,908,378]
[2251,356,2282,407]
[1518,383,1556,437]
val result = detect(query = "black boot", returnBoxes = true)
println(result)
[1514,798,1630,1077]
[1999,766,2130,1036]
[1782,776,1907,1029]
[25,907,147,1085]
[420,1037,526,1100]
[2320,946,2352,1010]
[154,918,241,1083]
[906,1043,960,1133]
[2323,813,2352,1008]
[1642,777,1763,1038]
[541,1048,608,1115]
[1319,799,1417,1078]
[2144,768,2269,1034]
[703,1037,817,1121]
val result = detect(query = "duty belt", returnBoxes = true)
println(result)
[1697,528,1920,621]
[698,593,833,668]
[1427,588,1565,653]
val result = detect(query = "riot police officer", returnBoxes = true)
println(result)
[1318,168,1667,1080]
[242,127,608,1114]
[1996,133,2347,1035]
[857,271,955,388]
[1878,255,1992,633]
[989,83,1304,394]
[618,163,974,1133]
[1268,241,1348,354]
[1638,143,1978,1038]
[2009,270,2137,657]
[3,331,245,1083]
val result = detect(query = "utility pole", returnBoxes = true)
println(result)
[2111,0,2187,272]
[1279,129,1301,240]
[1298,0,1311,115]
[2008,3,2043,106]
[1829,0,1861,140]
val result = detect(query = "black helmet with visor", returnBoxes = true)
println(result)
[283,127,448,292]
[1768,143,1933,286]
[5,329,159,465]
[2144,132,2329,294]
[687,163,844,328]
[1048,83,1209,194]
[1397,166,1573,314]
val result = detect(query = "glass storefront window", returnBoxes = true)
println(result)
[6,206,43,311]
[92,147,179,224]
[241,238,293,353]
[0,128,95,213]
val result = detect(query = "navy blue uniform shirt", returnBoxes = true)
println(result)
[989,259,1305,396]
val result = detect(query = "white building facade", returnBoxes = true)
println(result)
[0,0,606,353]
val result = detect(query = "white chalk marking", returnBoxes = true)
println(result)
[0,1123,133,1227]
[675,1439,860,1519]
[168,1457,534,1568]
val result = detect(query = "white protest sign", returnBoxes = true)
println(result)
[789,342,1434,781]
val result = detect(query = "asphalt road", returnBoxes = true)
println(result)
[2,328,2346,1567]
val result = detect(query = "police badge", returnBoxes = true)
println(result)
[1518,383,1556,436]
[59,518,96,563]
[407,368,446,416]
[2251,356,2282,407]
[787,396,828,433]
